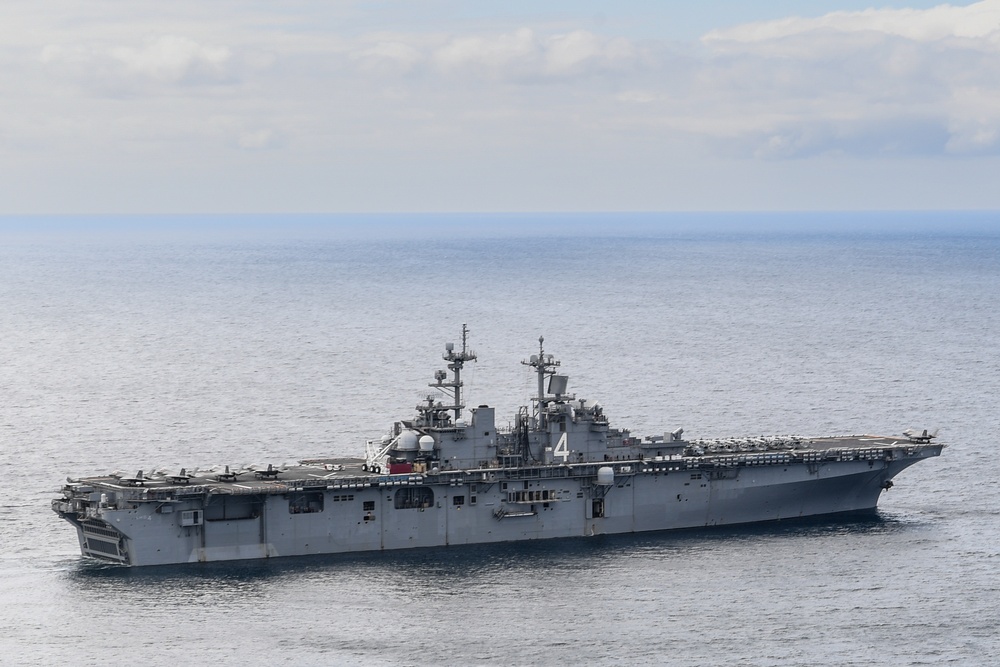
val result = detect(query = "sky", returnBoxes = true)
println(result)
[2,0,999,214]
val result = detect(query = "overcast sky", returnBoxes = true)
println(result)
[2,0,999,214]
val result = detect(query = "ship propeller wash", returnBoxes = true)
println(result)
[53,326,944,566]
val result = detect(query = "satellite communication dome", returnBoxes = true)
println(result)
[398,430,419,451]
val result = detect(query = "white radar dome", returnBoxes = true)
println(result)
[596,466,614,486]
[419,435,436,452]
[398,431,419,451]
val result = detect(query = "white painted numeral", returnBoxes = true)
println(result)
[554,433,569,461]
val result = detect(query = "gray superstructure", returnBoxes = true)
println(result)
[53,326,944,567]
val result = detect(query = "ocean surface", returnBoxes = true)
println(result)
[1,212,998,666]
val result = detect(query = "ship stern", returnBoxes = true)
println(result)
[52,496,132,565]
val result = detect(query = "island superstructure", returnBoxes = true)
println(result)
[53,326,943,566]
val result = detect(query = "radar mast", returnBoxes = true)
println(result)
[522,335,560,426]
[429,324,477,423]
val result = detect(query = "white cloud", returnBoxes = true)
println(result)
[945,86,1000,153]
[110,35,232,83]
[543,30,635,75]
[690,1,1000,157]
[434,27,538,72]
[704,1,1000,45]
[430,28,639,79]
[38,34,238,93]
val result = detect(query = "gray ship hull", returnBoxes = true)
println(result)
[55,446,938,567]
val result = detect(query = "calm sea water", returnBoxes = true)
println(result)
[1,213,998,666]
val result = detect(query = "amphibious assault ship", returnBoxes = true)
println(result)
[53,326,943,566]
